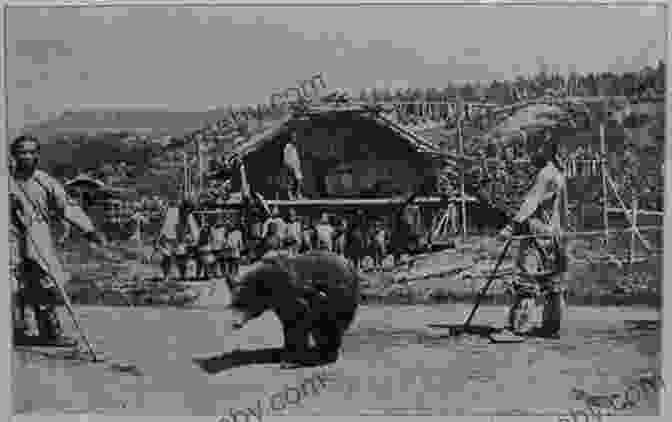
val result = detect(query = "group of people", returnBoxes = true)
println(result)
[252,205,424,272]
[155,207,244,282]
[255,208,342,257]
[153,202,408,280]
[562,146,603,178]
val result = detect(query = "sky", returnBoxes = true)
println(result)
[5,3,667,133]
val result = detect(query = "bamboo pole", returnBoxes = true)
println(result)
[606,174,653,252]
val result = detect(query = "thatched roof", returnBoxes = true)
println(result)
[487,103,573,143]
[225,101,443,163]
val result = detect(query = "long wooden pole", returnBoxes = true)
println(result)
[196,139,203,199]
[600,122,609,243]
[463,238,513,329]
[629,196,638,272]
[183,152,189,200]
[458,98,467,241]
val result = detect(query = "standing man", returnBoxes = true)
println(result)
[346,210,368,270]
[10,135,106,347]
[497,129,569,339]
[283,208,303,256]
[283,132,304,199]
[130,207,148,245]
[196,221,215,280]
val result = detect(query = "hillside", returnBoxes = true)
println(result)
[19,108,232,140]
[24,108,242,199]
[21,98,665,204]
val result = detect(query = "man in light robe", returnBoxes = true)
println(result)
[10,135,106,347]
[159,200,200,279]
[284,133,304,199]
[497,129,569,339]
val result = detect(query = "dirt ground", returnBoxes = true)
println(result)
[13,300,661,417]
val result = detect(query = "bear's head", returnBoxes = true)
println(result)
[225,258,293,330]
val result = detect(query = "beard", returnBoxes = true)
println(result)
[14,158,37,176]
[531,154,547,169]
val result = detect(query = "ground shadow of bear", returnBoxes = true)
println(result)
[193,347,330,374]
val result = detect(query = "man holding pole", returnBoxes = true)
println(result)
[10,135,107,347]
[496,128,569,339]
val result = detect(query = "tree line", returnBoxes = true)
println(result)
[355,60,665,104]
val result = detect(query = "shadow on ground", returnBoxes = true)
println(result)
[192,347,333,374]
[192,347,285,373]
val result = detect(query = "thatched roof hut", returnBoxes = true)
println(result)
[223,102,447,202]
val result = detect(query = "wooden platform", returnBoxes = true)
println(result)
[197,196,477,210]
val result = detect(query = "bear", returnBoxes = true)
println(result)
[225,251,361,367]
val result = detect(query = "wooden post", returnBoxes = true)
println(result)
[457,97,468,241]
[600,122,609,243]
[183,152,188,200]
[629,196,638,272]
[197,139,204,199]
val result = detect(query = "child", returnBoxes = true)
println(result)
[371,220,389,272]
[156,235,174,281]
[333,218,348,257]
[175,236,190,280]
[225,222,244,286]
[200,223,217,280]
[284,208,303,256]
[212,216,229,278]
[315,213,335,252]
[301,217,315,253]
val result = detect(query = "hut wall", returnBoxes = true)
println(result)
[243,114,438,199]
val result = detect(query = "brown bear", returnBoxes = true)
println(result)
[226,251,361,367]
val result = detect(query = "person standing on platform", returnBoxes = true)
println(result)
[284,132,304,200]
